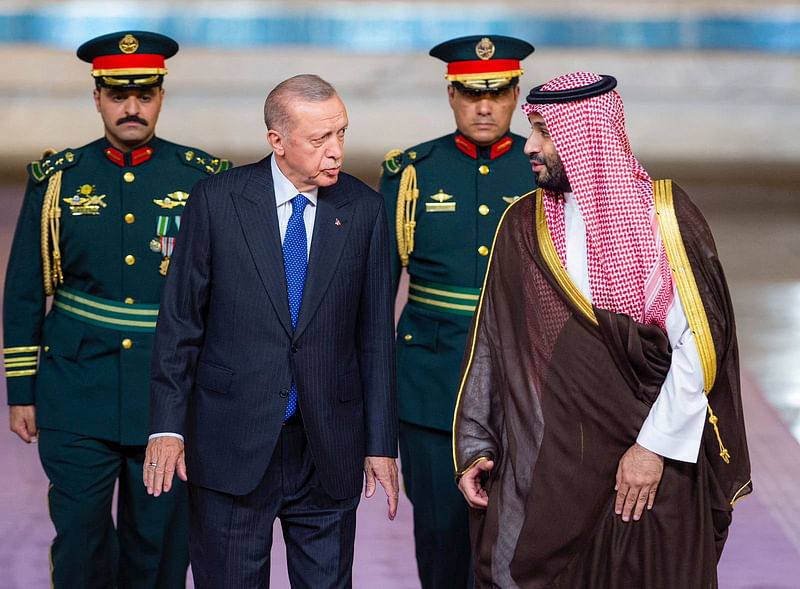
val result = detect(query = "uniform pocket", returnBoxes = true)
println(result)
[195,361,233,395]
[397,307,439,352]
[43,313,85,360]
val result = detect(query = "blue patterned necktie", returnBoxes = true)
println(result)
[282,194,309,420]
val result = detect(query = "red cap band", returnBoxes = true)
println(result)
[92,54,166,72]
[446,59,521,76]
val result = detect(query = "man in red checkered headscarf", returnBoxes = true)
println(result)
[453,73,751,588]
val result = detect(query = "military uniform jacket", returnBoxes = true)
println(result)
[379,132,535,431]
[3,136,229,445]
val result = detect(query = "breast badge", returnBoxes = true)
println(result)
[64,184,107,216]
[153,191,189,209]
[153,216,177,275]
[425,189,456,213]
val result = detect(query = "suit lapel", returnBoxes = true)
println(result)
[294,182,354,340]
[230,157,293,336]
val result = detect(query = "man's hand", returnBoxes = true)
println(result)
[457,459,494,509]
[9,405,37,443]
[143,436,187,497]
[364,456,399,520]
[615,442,664,522]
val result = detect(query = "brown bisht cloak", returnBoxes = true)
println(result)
[453,182,751,588]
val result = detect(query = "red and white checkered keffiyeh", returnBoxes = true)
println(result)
[522,72,673,330]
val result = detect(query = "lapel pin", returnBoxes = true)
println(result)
[335,218,342,227]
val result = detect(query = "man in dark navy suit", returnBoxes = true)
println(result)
[142,74,399,588]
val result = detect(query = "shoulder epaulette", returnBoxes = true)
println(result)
[27,148,81,184]
[382,149,404,177]
[179,148,232,175]
[381,141,437,177]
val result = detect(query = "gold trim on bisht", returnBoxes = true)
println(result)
[535,189,598,325]
[654,179,729,464]
[452,190,536,473]
[40,149,64,295]
[395,164,419,266]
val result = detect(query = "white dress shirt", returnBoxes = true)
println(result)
[562,192,707,463]
[149,156,319,443]
[271,154,318,253]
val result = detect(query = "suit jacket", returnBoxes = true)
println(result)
[149,155,397,499]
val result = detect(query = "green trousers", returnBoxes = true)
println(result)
[399,420,473,589]
[38,428,189,589]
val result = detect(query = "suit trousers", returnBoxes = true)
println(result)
[399,420,473,589]
[189,418,361,588]
[37,428,190,589]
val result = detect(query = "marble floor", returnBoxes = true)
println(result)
[1,162,799,587]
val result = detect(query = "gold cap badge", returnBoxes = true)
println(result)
[119,34,139,54]
[475,37,495,61]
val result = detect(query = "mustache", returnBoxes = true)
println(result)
[116,115,148,126]
[530,155,545,165]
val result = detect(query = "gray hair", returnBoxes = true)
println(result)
[264,74,338,136]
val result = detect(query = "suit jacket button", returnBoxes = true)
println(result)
[280,388,289,398]
[291,344,298,353]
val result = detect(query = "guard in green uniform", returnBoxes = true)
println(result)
[379,35,535,588]
[3,31,230,589]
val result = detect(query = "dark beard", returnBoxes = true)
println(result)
[533,153,571,193]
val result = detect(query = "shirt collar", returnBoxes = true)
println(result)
[271,155,318,208]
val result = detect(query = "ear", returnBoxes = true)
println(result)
[447,84,456,106]
[267,129,285,156]
[93,88,101,112]
[512,86,520,102]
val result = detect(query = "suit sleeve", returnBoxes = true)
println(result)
[3,179,47,405]
[377,170,404,295]
[149,180,212,435]
[357,197,398,457]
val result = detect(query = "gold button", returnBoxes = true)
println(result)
[478,246,489,256]
[478,204,490,216]
[44,346,50,352]
[478,165,489,175]
[124,297,134,304]
[123,172,135,183]
[404,334,413,341]
[125,255,135,265]
[124,213,135,224]
[121,338,132,349]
